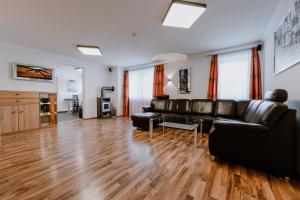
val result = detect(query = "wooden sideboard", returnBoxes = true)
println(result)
[0,91,57,134]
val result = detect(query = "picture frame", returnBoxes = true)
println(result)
[67,80,77,92]
[178,68,191,94]
[274,0,300,75]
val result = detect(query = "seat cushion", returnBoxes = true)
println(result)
[190,99,215,115]
[215,100,237,118]
[162,113,189,124]
[131,112,160,120]
[188,115,215,123]
[131,112,161,131]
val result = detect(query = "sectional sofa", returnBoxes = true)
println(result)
[131,89,297,176]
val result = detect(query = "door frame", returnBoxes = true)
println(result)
[56,64,85,122]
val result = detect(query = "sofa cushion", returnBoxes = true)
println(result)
[131,112,160,120]
[151,99,169,112]
[244,100,288,127]
[236,100,251,118]
[188,115,214,123]
[167,99,190,114]
[215,100,237,117]
[257,101,288,127]
[243,100,263,122]
[162,113,189,124]
[213,120,270,132]
[131,112,161,131]
[190,99,215,115]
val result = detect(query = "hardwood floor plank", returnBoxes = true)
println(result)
[0,117,300,200]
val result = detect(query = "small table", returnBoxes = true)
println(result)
[149,116,203,147]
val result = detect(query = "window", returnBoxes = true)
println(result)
[129,67,154,114]
[217,50,251,100]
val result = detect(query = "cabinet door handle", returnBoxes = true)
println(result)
[16,100,20,103]
[15,93,20,96]
[11,111,16,114]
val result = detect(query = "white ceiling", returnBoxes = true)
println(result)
[0,0,279,68]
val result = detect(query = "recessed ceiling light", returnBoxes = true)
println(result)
[77,45,102,56]
[163,0,206,29]
[75,67,83,72]
[152,53,188,63]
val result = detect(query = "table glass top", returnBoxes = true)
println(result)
[158,122,196,131]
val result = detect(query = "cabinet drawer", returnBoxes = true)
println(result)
[0,91,39,99]
[0,99,39,106]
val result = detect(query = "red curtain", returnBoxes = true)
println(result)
[207,55,218,100]
[250,47,262,100]
[122,70,129,117]
[153,64,165,97]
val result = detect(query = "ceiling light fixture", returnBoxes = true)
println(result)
[163,0,206,29]
[77,45,102,56]
[75,67,83,72]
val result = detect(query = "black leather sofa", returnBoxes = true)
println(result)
[131,89,296,176]
[209,90,296,176]
[132,98,250,133]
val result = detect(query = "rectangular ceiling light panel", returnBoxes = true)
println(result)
[77,45,102,56]
[163,0,206,29]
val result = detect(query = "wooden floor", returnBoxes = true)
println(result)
[1,118,300,200]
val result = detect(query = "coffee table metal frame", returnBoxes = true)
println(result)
[149,116,203,147]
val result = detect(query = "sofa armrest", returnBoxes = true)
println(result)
[213,120,270,132]
[142,106,153,112]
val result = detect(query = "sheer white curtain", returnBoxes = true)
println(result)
[217,50,252,100]
[129,67,154,115]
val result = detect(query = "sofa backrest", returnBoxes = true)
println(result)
[190,100,215,115]
[150,90,289,127]
[215,100,237,118]
[243,90,289,127]
[236,100,251,118]
[151,99,169,112]
[244,101,288,127]
[167,99,190,114]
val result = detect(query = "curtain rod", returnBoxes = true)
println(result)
[204,42,263,57]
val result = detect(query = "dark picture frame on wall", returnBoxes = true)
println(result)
[178,68,191,94]
[274,0,300,75]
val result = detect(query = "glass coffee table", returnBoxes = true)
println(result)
[149,116,203,148]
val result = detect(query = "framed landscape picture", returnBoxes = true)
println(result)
[274,0,300,75]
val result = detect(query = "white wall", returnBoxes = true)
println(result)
[116,56,211,116]
[263,0,300,96]
[116,67,124,116]
[0,42,111,119]
[164,55,211,99]
[56,66,83,112]
[263,0,300,175]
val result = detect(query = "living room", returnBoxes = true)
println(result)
[0,0,300,199]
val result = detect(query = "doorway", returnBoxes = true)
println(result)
[56,65,83,123]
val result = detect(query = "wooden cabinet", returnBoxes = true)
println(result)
[18,104,40,132]
[0,105,19,134]
[40,93,57,127]
[0,91,39,99]
[0,91,57,134]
